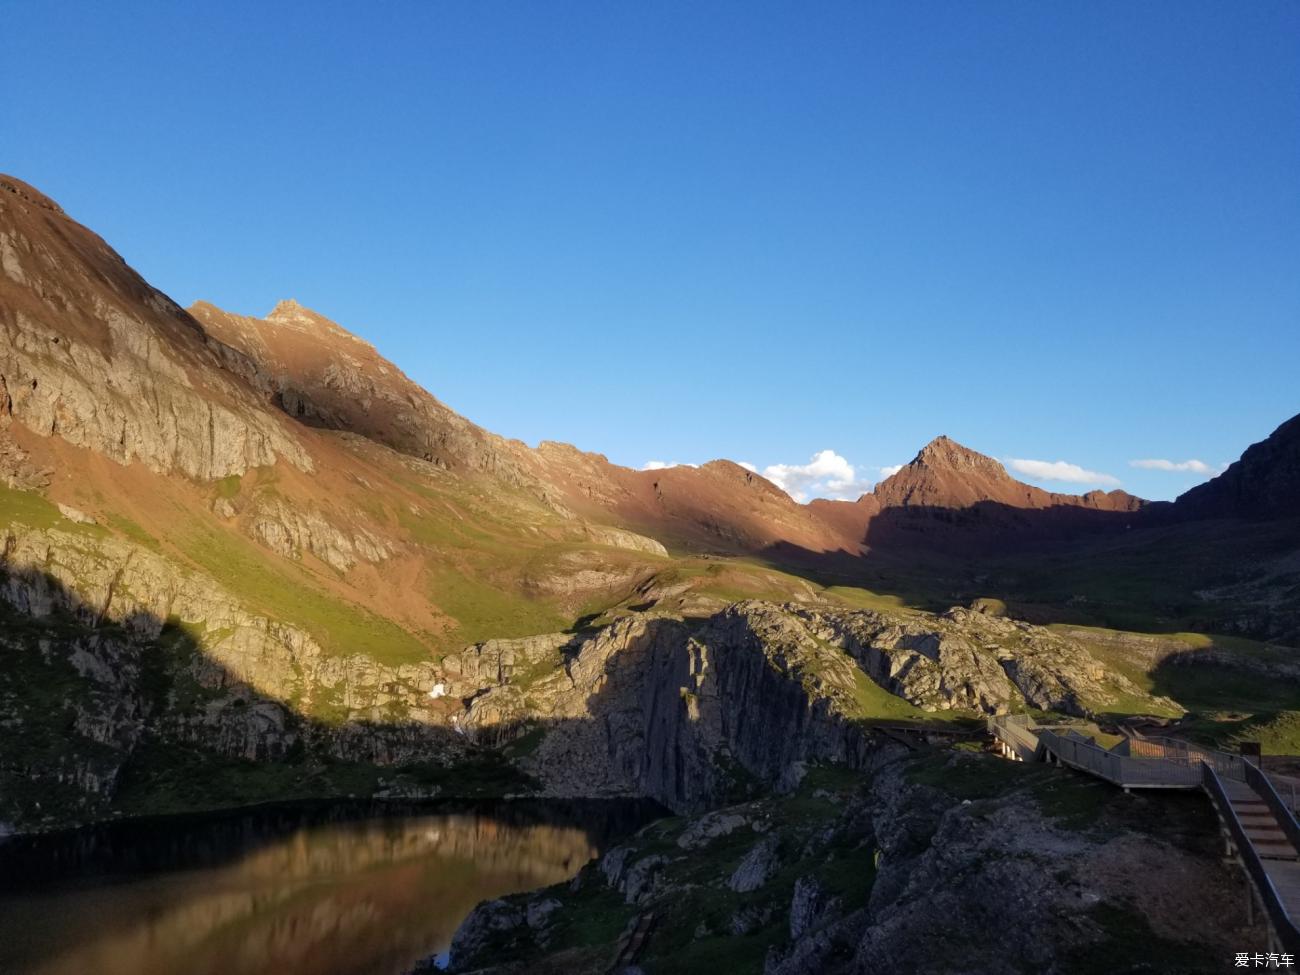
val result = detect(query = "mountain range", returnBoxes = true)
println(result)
[0,170,1295,808]
[2,172,1296,650]
[3,171,1299,971]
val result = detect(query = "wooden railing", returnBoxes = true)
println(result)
[1204,763,1300,953]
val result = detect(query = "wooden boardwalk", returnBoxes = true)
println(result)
[1218,778,1300,923]
[608,911,656,972]
[988,714,1300,952]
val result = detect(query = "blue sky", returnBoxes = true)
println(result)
[5,2,1297,501]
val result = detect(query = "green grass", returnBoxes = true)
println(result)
[1176,709,1300,755]
[0,483,100,533]
[1151,663,1300,716]
[214,474,242,500]
[427,566,568,648]
[986,517,1300,637]
[179,519,433,665]
[846,668,973,727]
[643,926,779,975]
[1229,710,1300,754]
[502,725,547,759]
[1049,622,1295,719]
[103,512,162,551]
[823,585,921,612]
[907,751,1118,831]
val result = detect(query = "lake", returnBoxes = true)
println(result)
[0,799,662,975]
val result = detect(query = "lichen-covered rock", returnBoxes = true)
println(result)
[247,495,393,571]
[798,604,1148,717]
[728,834,781,892]
[678,810,749,850]
[446,898,526,969]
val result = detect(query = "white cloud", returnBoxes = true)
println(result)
[737,461,758,473]
[879,464,904,478]
[1129,458,1218,475]
[641,460,695,471]
[1005,458,1121,488]
[762,449,874,502]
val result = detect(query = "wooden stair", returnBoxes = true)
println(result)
[1224,782,1299,862]
[608,911,656,972]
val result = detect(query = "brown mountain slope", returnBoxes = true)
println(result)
[874,435,1144,513]
[188,297,860,557]
[189,298,541,490]
[808,436,1147,555]
[184,295,1152,560]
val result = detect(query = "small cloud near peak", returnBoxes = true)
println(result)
[1129,458,1220,476]
[1006,458,1120,488]
[762,449,874,502]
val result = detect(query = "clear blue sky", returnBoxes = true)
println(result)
[5,2,1297,501]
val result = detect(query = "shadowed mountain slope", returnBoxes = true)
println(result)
[1176,413,1300,520]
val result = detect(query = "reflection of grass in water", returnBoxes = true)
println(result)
[0,813,604,975]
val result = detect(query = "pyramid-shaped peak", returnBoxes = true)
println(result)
[911,435,1008,477]
[268,298,312,318]
[264,299,353,336]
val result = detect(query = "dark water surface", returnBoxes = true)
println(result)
[0,799,662,975]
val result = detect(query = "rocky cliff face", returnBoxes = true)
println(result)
[0,515,478,829]
[0,177,311,481]
[798,605,1158,716]
[446,600,1164,815]
[471,606,896,814]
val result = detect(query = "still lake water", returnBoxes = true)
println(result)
[0,799,661,975]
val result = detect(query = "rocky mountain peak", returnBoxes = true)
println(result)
[910,435,1010,479]
[267,298,326,327]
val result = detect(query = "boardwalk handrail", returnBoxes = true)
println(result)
[1245,761,1300,855]
[1203,763,1300,953]
[997,716,1251,788]
[987,714,1041,758]
[1040,728,1206,787]
[1128,735,1248,781]
[1036,729,1123,783]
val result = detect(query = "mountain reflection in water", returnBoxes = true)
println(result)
[0,800,659,975]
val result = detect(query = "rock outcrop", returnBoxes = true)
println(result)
[446,754,1253,974]
[799,605,1154,716]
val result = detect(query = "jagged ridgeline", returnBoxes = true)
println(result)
[1,174,1299,970]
